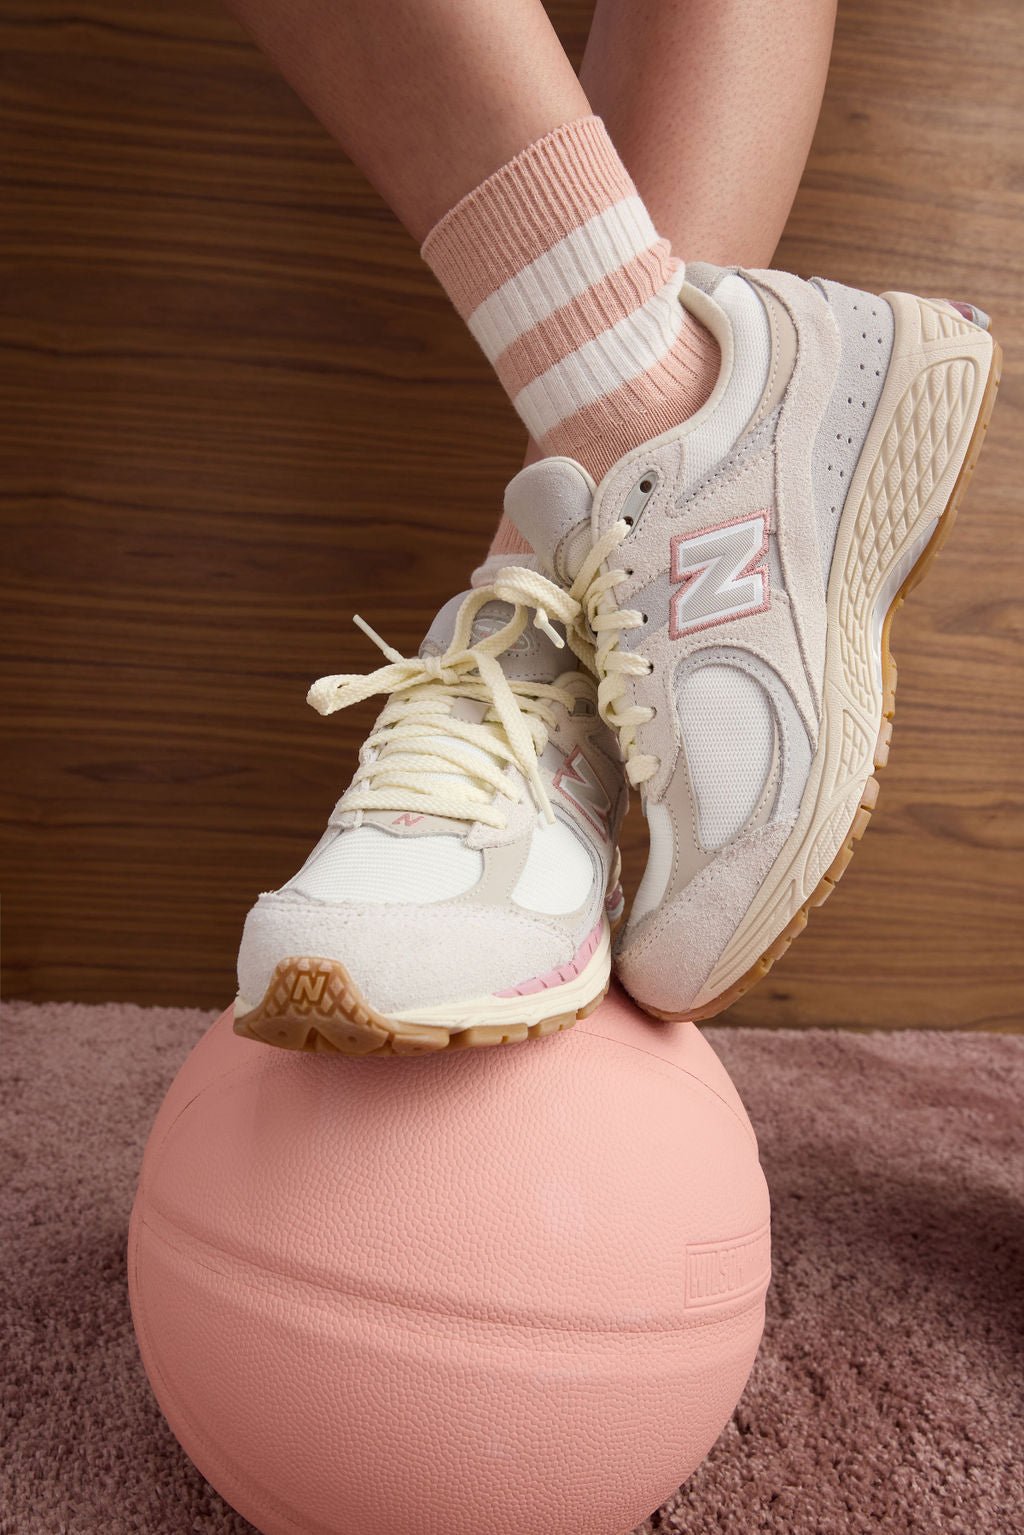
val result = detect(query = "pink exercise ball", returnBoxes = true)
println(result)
[128,986,770,1535]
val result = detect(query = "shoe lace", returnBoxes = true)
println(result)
[306,571,585,830]
[522,521,660,788]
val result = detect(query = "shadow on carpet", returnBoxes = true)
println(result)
[2,1002,1022,1535]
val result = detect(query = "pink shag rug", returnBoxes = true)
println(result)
[1,1001,1022,1534]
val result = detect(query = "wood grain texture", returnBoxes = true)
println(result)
[2,0,1022,1025]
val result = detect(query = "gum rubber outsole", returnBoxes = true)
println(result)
[233,954,611,1057]
[645,337,1003,1025]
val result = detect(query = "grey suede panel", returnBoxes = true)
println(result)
[420,590,466,654]
[464,809,607,943]
[743,269,841,720]
[809,279,895,576]
[682,261,735,295]
[237,893,575,1016]
[503,457,595,581]
[674,410,778,514]
[614,819,795,1015]
[465,827,533,901]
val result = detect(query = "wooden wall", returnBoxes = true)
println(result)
[2,0,1021,1026]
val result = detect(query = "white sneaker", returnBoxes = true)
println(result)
[234,575,626,1055]
[503,265,1000,1020]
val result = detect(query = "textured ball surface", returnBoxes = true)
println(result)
[128,986,770,1535]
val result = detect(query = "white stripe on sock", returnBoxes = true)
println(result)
[512,272,686,442]
[466,195,659,363]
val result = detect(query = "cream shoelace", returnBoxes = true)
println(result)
[307,522,657,831]
[307,573,580,829]
[558,521,661,787]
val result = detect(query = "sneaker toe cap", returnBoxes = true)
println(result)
[237,892,576,1018]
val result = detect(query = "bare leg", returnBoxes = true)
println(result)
[580,0,837,268]
[222,0,590,242]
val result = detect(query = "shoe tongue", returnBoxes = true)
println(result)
[503,458,596,583]
[420,591,567,683]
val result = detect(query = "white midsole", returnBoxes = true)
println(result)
[696,295,993,1006]
[391,918,612,1031]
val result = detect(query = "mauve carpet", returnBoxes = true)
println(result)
[2,1001,1022,1535]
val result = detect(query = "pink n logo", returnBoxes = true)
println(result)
[391,814,424,828]
[552,747,612,841]
[669,509,771,639]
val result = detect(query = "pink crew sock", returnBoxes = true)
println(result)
[421,116,719,560]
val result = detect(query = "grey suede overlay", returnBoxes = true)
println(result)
[809,279,895,576]
[615,820,796,1014]
[681,261,735,295]
[503,457,595,582]
[742,269,841,723]
[238,895,577,1016]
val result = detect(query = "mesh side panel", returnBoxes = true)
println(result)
[511,817,597,916]
[679,666,774,849]
[287,826,482,904]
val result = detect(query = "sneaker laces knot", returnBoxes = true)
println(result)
[306,585,578,829]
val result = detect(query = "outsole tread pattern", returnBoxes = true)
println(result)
[233,954,609,1057]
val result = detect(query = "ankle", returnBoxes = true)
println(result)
[424,116,723,489]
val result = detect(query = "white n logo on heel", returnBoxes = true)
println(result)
[669,510,771,639]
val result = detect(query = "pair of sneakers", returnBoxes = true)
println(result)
[234,263,1000,1055]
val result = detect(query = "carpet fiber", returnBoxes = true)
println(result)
[2,1002,1022,1535]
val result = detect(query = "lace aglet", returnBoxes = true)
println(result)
[533,610,565,649]
[354,613,405,664]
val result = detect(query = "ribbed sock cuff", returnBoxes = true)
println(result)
[422,117,640,319]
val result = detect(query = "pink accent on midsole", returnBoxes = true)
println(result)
[494,917,605,998]
[947,300,990,329]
